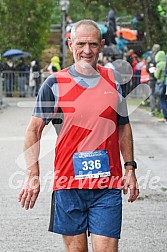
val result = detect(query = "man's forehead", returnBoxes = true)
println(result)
[75,35,99,41]
[75,25,98,34]
[74,26,100,41]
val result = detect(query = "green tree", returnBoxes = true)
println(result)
[67,0,166,49]
[0,0,55,58]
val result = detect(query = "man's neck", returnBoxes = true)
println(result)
[74,61,99,76]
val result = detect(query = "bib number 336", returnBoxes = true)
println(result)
[73,150,111,179]
[82,160,101,170]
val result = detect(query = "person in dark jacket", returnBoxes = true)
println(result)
[16,57,27,97]
[3,57,15,97]
[33,60,41,96]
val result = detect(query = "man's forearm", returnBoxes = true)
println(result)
[24,130,41,176]
[24,118,45,176]
[118,123,134,162]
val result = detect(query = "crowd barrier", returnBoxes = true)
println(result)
[0,70,149,99]
[0,71,51,98]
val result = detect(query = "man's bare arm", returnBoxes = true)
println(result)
[18,116,46,209]
[118,123,139,202]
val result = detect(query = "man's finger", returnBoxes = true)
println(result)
[18,189,24,202]
[30,190,39,209]
[122,177,128,194]
[20,190,28,208]
[128,188,139,202]
[24,191,33,210]
[122,184,128,194]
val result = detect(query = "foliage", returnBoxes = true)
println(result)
[0,0,167,60]
[68,0,167,50]
[0,0,55,59]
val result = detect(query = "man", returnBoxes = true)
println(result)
[18,20,139,252]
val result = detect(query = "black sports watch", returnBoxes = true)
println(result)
[124,161,137,169]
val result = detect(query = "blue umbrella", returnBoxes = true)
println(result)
[13,51,32,60]
[2,49,24,58]
[97,23,107,34]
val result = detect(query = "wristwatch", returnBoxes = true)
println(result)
[124,161,137,169]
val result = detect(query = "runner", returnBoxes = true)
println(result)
[18,19,139,252]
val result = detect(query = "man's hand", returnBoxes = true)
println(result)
[18,175,40,210]
[122,169,139,202]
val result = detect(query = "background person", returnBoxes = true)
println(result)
[154,50,167,122]
[29,60,41,97]
[103,55,115,69]
[146,44,161,115]
[3,57,15,97]
[115,32,128,57]
[18,20,139,252]
[47,56,61,73]
[16,57,27,97]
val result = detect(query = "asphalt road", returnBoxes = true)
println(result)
[0,97,167,252]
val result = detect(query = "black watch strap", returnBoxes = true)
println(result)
[124,161,137,169]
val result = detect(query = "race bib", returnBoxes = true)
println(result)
[73,150,110,179]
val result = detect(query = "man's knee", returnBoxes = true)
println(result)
[63,233,88,252]
[91,234,118,252]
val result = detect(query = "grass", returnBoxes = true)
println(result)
[127,97,163,119]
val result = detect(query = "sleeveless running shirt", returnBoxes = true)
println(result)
[52,65,123,190]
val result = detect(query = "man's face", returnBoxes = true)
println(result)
[68,25,105,69]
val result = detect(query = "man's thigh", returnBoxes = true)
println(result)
[63,233,88,252]
[88,189,122,239]
[91,234,118,252]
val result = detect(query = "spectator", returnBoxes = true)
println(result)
[47,56,61,73]
[154,50,167,122]
[29,60,36,97]
[146,44,161,115]
[65,15,73,33]
[126,49,139,91]
[33,60,41,96]
[3,57,15,97]
[132,13,144,41]
[16,57,27,97]
[0,61,3,72]
[115,32,128,56]
[103,24,116,46]
[103,56,115,69]
[107,8,117,32]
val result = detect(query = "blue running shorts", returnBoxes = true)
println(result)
[49,188,122,239]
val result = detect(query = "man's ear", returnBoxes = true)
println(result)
[99,39,105,52]
[68,39,73,52]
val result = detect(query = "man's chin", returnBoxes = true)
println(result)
[75,60,98,75]
[77,59,96,68]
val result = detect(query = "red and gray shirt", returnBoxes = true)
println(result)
[33,64,129,190]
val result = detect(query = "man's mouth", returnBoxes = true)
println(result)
[81,56,92,60]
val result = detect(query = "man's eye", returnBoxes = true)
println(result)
[90,43,98,47]
[77,43,84,47]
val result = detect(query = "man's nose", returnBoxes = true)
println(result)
[83,44,91,53]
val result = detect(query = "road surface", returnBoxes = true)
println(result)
[0,97,167,252]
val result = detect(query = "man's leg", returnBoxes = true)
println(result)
[63,233,88,252]
[91,234,118,252]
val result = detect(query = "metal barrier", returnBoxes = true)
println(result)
[1,70,51,97]
[1,70,149,99]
